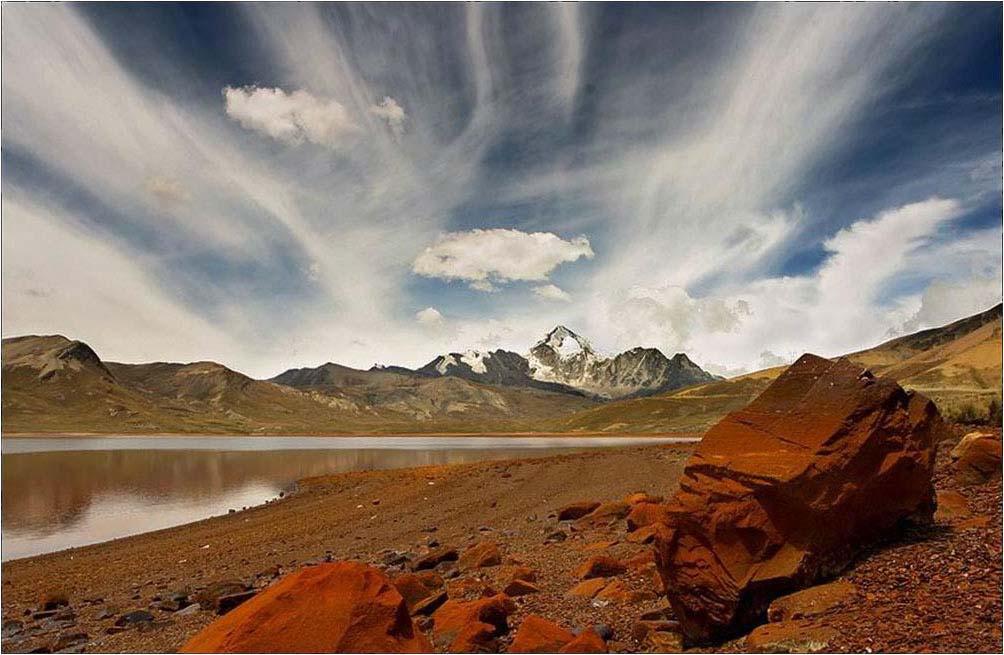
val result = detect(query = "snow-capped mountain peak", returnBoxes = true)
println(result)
[536,325,594,359]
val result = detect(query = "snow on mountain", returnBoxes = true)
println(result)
[419,325,717,399]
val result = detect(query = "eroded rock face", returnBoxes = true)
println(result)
[653,354,943,644]
[180,561,431,653]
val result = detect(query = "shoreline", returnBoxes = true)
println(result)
[1,430,704,439]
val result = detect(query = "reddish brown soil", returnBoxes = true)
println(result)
[1,431,1000,654]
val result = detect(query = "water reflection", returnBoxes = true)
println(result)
[2,436,689,560]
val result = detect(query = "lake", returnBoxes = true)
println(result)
[1,435,694,561]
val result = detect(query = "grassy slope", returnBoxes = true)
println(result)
[553,305,1002,433]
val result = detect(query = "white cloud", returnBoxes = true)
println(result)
[533,284,572,302]
[413,228,594,291]
[370,96,407,137]
[897,277,1001,335]
[223,85,360,148]
[415,307,444,325]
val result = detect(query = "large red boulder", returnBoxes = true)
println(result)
[180,561,431,653]
[653,354,943,643]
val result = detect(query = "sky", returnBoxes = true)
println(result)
[2,2,1001,379]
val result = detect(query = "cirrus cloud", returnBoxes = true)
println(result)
[412,228,594,291]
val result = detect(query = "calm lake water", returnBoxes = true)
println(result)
[1,436,693,561]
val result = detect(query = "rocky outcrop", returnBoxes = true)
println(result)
[180,562,431,653]
[653,354,944,643]
[951,431,1002,486]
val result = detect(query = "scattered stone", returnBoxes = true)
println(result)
[175,604,200,617]
[508,566,537,583]
[566,578,608,598]
[114,610,154,628]
[411,590,448,616]
[744,620,837,653]
[458,541,502,570]
[767,580,857,623]
[503,579,540,597]
[383,550,411,567]
[510,615,574,653]
[560,628,608,653]
[654,355,944,643]
[951,432,1002,486]
[558,502,601,521]
[413,546,459,571]
[625,503,670,532]
[180,562,432,653]
[193,581,247,611]
[37,593,69,612]
[51,632,88,652]
[934,490,972,522]
[545,530,568,543]
[431,594,515,653]
[216,590,256,615]
[392,571,444,611]
[624,492,664,506]
[577,501,630,525]
[574,556,626,580]
[2,620,24,639]
[643,630,684,652]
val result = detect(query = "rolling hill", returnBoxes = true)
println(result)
[1,337,596,435]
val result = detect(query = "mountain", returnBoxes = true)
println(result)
[415,348,584,395]
[0,336,597,434]
[527,326,718,398]
[551,304,1003,433]
[418,325,717,399]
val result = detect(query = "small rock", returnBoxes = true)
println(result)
[574,556,626,580]
[114,610,154,627]
[413,547,459,571]
[216,591,257,615]
[557,501,601,521]
[503,579,541,597]
[458,542,502,570]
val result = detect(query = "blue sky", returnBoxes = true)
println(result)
[2,2,1001,378]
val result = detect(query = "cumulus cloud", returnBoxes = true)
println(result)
[370,96,407,137]
[413,228,593,291]
[223,85,360,147]
[415,306,444,325]
[533,284,572,302]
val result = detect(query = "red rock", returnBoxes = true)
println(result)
[431,594,515,652]
[413,547,459,571]
[566,579,607,598]
[766,581,856,622]
[653,355,944,643]
[559,629,607,653]
[744,620,836,652]
[624,551,655,570]
[625,503,670,532]
[625,492,664,505]
[509,615,574,653]
[574,556,626,580]
[577,501,630,525]
[393,572,444,611]
[503,579,540,597]
[625,524,665,544]
[180,561,431,653]
[934,490,971,522]
[558,501,601,521]
[951,432,1002,486]
[458,542,502,570]
[508,566,537,583]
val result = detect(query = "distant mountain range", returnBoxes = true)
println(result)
[2,307,1000,434]
[412,325,717,399]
